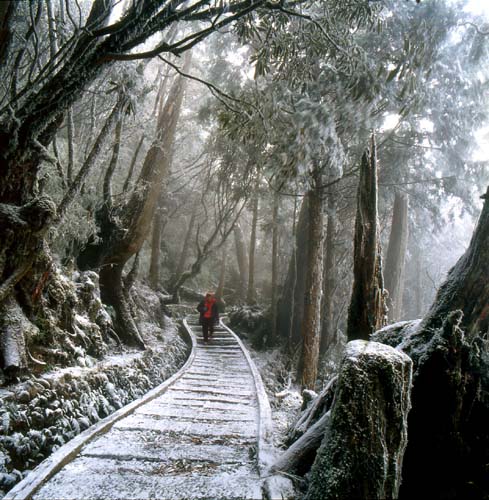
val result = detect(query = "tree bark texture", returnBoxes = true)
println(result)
[170,201,198,293]
[346,136,387,341]
[122,134,145,193]
[270,193,280,345]
[298,184,324,389]
[99,262,144,349]
[277,195,309,347]
[273,411,331,476]
[233,222,248,301]
[305,340,412,500]
[246,180,259,305]
[320,196,336,355]
[373,186,489,499]
[78,54,191,346]
[56,95,128,221]
[384,193,409,323]
[148,194,165,290]
[103,112,124,206]
[216,242,228,301]
[0,1,16,68]
[421,186,489,337]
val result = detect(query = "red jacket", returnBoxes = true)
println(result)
[197,298,219,324]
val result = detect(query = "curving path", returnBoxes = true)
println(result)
[5,318,275,500]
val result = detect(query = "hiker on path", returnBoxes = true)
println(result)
[197,292,219,343]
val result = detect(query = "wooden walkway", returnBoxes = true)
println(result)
[5,318,276,500]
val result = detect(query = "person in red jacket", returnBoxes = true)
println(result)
[197,292,219,343]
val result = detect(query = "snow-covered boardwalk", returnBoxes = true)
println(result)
[6,319,273,500]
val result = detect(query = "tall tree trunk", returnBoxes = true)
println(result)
[99,263,143,348]
[216,242,228,302]
[298,175,324,389]
[103,111,124,206]
[148,193,165,290]
[270,192,280,346]
[78,52,192,346]
[246,180,259,305]
[346,136,387,341]
[414,246,423,317]
[122,134,145,193]
[277,195,309,348]
[234,222,248,302]
[319,195,336,355]
[66,109,75,185]
[384,193,409,323]
[56,95,128,221]
[0,1,17,68]
[170,201,198,294]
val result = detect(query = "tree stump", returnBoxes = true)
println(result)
[305,340,412,500]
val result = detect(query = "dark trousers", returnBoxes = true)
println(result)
[201,317,214,341]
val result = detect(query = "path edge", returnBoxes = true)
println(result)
[219,319,275,473]
[219,319,296,500]
[4,321,197,500]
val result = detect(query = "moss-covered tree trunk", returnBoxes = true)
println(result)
[99,262,143,348]
[398,186,489,499]
[305,341,412,500]
[346,136,386,341]
[298,177,324,389]
[384,193,409,323]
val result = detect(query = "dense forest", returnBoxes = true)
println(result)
[0,0,488,498]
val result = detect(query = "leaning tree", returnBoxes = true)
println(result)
[0,0,296,373]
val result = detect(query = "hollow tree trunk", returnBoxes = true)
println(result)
[346,136,386,341]
[277,195,309,348]
[298,178,324,389]
[246,179,259,305]
[233,222,248,302]
[320,195,336,355]
[384,192,409,323]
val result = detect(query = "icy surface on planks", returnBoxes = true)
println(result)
[33,321,262,500]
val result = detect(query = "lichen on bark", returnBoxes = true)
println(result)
[305,340,412,500]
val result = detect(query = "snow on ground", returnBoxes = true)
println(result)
[242,345,303,449]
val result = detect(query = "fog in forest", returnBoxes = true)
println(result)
[0,0,488,499]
